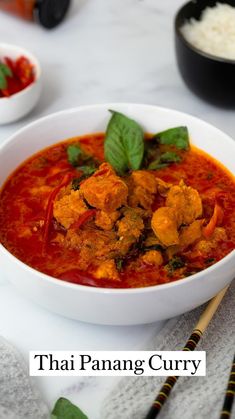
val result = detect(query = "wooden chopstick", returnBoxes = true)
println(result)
[220,354,235,419]
[144,286,229,419]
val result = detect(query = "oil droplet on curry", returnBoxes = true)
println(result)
[0,131,235,288]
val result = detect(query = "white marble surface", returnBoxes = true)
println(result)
[0,0,234,418]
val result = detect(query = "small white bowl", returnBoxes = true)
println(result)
[0,43,42,124]
[0,104,235,325]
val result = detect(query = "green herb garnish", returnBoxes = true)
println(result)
[160,151,182,163]
[67,144,96,168]
[67,145,83,167]
[0,63,12,90]
[71,177,83,191]
[166,256,185,274]
[143,126,189,170]
[148,151,181,170]
[104,110,144,175]
[154,126,189,150]
[51,397,88,419]
[67,143,99,177]
[116,258,124,271]
[76,165,96,176]
[71,170,96,190]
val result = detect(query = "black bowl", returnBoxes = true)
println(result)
[175,0,235,107]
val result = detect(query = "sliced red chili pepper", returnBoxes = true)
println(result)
[15,56,34,87]
[71,209,96,230]
[4,57,15,73]
[93,168,108,177]
[1,76,22,97]
[202,202,224,239]
[92,163,113,178]
[43,172,74,250]
[0,55,35,97]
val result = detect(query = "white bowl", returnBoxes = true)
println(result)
[0,104,234,325]
[0,43,42,124]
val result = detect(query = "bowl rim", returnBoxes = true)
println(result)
[0,103,235,295]
[0,42,41,101]
[174,0,235,65]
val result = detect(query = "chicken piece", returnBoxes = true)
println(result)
[166,180,202,225]
[93,259,120,281]
[117,208,144,240]
[53,190,88,229]
[142,250,163,266]
[65,228,118,269]
[131,171,157,194]
[80,163,128,212]
[195,227,227,254]
[115,208,145,256]
[66,227,117,252]
[95,210,120,231]
[179,220,203,249]
[151,207,179,247]
[155,178,172,197]
[127,170,157,209]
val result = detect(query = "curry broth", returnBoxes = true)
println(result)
[0,133,234,288]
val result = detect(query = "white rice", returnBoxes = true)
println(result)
[181,3,235,60]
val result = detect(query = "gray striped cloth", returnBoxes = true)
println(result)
[103,280,235,419]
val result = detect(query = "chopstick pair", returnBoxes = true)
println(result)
[144,285,232,419]
[220,353,235,419]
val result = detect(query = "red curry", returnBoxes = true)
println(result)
[0,132,234,289]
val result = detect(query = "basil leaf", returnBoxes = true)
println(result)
[0,71,7,90]
[160,151,181,163]
[0,63,12,77]
[0,63,12,90]
[76,166,96,176]
[148,160,168,170]
[115,258,124,271]
[67,144,99,175]
[154,126,189,150]
[67,145,82,167]
[105,110,144,174]
[148,151,181,170]
[51,397,88,419]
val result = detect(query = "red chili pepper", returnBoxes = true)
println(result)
[71,209,96,230]
[93,168,107,177]
[0,55,35,97]
[43,172,74,250]
[202,202,224,239]
[4,57,15,73]
[15,56,34,87]
[1,76,22,97]
[93,163,112,178]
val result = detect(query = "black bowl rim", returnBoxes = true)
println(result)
[174,0,235,65]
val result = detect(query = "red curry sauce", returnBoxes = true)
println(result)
[0,133,234,288]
